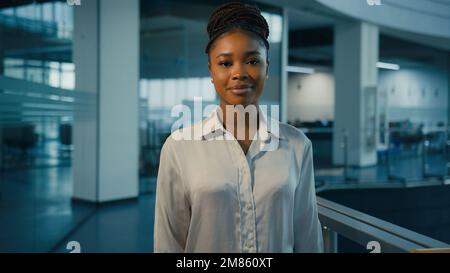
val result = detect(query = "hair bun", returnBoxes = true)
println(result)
[205,2,270,54]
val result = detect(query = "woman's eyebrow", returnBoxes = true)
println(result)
[216,52,232,58]
[244,50,261,57]
[215,50,261,59]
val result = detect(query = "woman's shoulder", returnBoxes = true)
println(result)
[162,120,205,148]
[278,121,312,147]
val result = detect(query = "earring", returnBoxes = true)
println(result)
[266,75,269,79]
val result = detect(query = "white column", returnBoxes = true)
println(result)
[333,21,379,167]
[72,0,139,202]
[280,7,289,123]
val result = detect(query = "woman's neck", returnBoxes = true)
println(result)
[219,101,260,142]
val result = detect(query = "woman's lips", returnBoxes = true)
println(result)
[230,87,252,95]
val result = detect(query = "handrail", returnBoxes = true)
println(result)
[298,126,450,134]
[0,75,92,99]
[317,196,450,253]
[0,75,97,125]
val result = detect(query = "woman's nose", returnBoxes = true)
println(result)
[231,64,249,80]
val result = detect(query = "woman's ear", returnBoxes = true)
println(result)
[265,59,270,78]
[208,61,214,83]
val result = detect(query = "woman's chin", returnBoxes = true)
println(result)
[226,95,255,106]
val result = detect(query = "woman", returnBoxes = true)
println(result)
[154,2,323,253]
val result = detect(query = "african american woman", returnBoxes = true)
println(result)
[154,2,324,253]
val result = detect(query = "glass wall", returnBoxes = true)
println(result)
[0,1,95,252]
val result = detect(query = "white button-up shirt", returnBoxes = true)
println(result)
[154,107,323,253]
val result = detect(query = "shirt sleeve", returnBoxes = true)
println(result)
[153,137,191,253]
[293,139,324,253]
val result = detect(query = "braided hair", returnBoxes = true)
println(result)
[205,2,270,56]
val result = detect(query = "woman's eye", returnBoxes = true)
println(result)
[219,62,232,68]
[248,59,260,65]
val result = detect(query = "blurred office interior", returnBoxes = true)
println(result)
[0,0,450,252]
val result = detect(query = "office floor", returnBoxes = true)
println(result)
[51,193,156,253]
[0,166,156,253]
[0,166,95,252]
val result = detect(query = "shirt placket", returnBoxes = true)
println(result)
[228,138,258,253]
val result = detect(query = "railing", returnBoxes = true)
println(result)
[0,75,95,125]
[0,13,58,37]
[318,196,450,253]
[0,11,72,39]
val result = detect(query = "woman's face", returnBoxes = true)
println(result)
[208,30,269,107]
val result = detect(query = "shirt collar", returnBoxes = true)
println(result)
[202,105,283,141]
